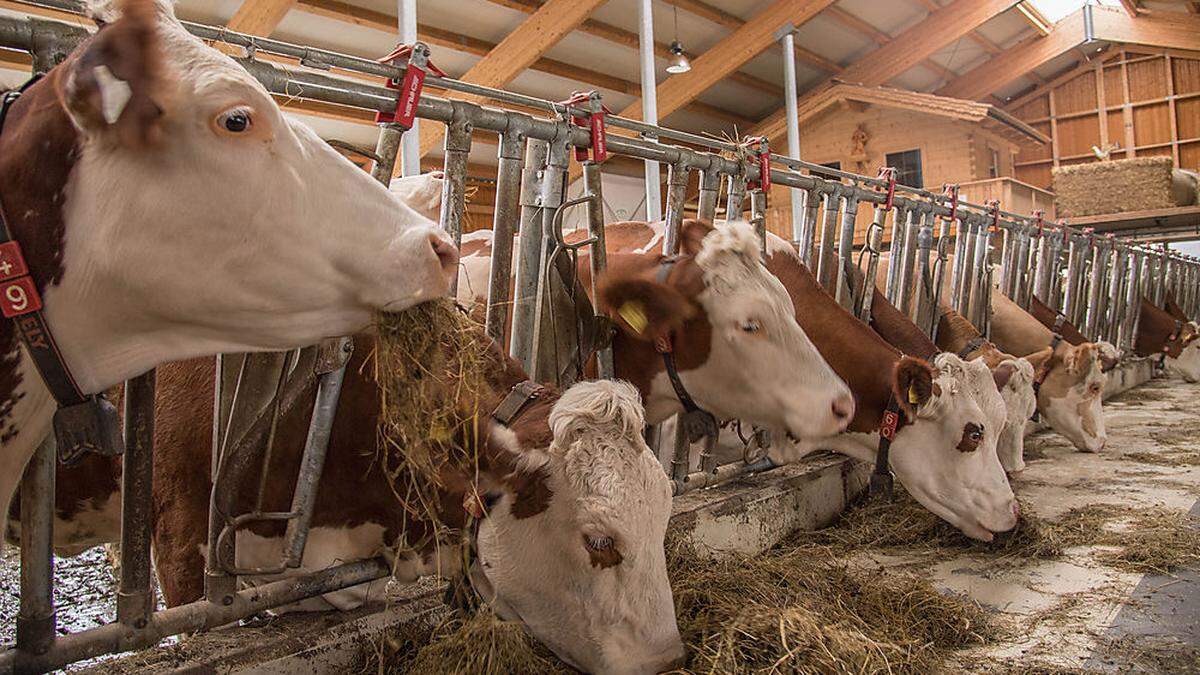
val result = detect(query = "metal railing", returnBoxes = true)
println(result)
[1,5,1197,672]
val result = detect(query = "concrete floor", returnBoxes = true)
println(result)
[861,375,1199,673]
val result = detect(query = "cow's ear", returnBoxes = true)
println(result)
[678,219,715,257]
[992,362,1017,392]
[449,419,552,522]
[597,276,696,343]
[893,356,935,417]
[1066,343,1098,376]
[1025,346,1055,381]
[61,0,167,148]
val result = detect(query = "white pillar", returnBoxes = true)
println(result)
[779,25,804,239]
[637,0,663,221]
[398,0,421,177]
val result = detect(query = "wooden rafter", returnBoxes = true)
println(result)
[227,0,298,36]
[618,0,835,124]
[473,0,783,96]
[754,0,1021,141]
[660,0,841,73]
[415,0,606,159]
[1014,1,1052,34]
[1117,0,1140,18]
[292,0,753,128]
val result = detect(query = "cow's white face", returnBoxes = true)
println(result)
[1037,343,1106,452]
[889,354,1018,541]
[53,1,456,391]
[996,357,1036,473]
[471,380,683,675]
[674,222,854,438]
[1166,332,1200,382]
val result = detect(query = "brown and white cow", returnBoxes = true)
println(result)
[1135,296,1200,382]
[990,293,1107,453]
[459,219,856,440]
[11,335,685,674]
[935,308,1038,473]
[0,0,457,542]
[763,237,1017,541]
[1025,296,1120,372]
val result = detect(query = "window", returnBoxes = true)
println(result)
[885,149,923,189]
[988,147,1001,178]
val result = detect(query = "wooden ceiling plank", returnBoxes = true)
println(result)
[227,0,298,36]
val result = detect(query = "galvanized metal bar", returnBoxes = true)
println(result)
[663,163,690,253]
[1106,245,1127,344]
[725,171,748,221]
[509,139,550,370]
[928,211,952,339]
[857,209,886,323]
[637,0,662,222]
[484,131,526,344]
[967,220,991,330]
[1014,225,1033,308]
[439,104,473,297]
[834,195,860,310]
[696,168,722,222]
[949,216,968,313]
[896,207,920,316]
[1122,250,1144,351]
[16,435,57,656]
[998,226,1016,299]
[1032,228,1052,304]
[778,26,806,245]
[750,188,768,254]
[796,187,821,268]
[1062,234,1083,327]
[672,456,776,496]
[815,189,842,293]
[117,370,156,628]
[911,211,934,335]
[885,205,909,307]
[529,132,572,385]
[1084,238,1107,340]
[583,161,615,380]
[369,124,404,184]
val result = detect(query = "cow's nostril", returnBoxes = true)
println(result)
[429,233,459,273]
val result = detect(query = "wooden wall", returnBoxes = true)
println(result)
[1008,47,1200,189]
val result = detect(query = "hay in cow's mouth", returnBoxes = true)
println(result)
[373,299,493,535]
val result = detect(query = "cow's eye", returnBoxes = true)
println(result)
[957,422,984,452]
[216,107,253,134]
[739,319,761,334]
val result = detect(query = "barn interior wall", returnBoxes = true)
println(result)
[1008,48,1200,190]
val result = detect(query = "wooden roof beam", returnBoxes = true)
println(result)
[1117,0,1140,18]
[754,0,1021,141]
[227,0,298,36]
[1015,1,1052,35]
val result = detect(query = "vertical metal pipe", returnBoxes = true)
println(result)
[885,205,909,306]
[637,0,662,221]
[1155,247,1168,307]
[370,125,404,184]
[949,217,968,313]
[117,370,156,628]
[509,139,550,369]
[1062,235,1082,326]
[1122,251,1144,351]
[1032,229,1052,304]
[928,212,952,339]
[968,222,991,330]
[725,172,747,221]
[998,227,1015,298]
[779,26,805,241]
[834,196,860,310]
[439,107,472,296]
[396,0,419,177]
[857,207,887,322]
[1106,246,1127,344]
[530,134,571,384]
[897,208,920,316]
[485,131,525,344]
[583,161,615,380]
[16,435,57,655]
[955,217,978,315]
[1084,239,1106,340]
[696,167,722,222]
[911,213,934,333]
[663,163,690,253]
[750,188,768,256]
[816,189,841,293]
[1015,226,1033,308]
[797,187,821,268]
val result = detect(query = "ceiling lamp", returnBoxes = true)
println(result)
[666,5,691,74]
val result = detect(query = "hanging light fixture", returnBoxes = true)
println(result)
[666,4,691,74]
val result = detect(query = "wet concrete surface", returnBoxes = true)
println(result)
[0,545,116,647]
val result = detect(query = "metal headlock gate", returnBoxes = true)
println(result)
[2,2,1199,671]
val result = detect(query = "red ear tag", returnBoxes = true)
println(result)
[880,410,900,441]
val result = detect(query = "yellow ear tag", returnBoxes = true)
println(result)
[618,302,648,335]
[908,383,921,405]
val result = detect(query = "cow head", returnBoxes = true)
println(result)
[991,358,1036,473]
[1095,341,1121,373]
[888,354,1018,541]
[1027,342,1107,452]
[1165,323,1200,382]
[40,0,456,389]
[388,171,445,223]
[467,380,683,674]
[599,220,854,438]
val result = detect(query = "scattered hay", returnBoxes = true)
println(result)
[804,491,1063,562]
[668,539,996,674]
[1099,635,1200,673]
[1118,448,1200,467]
[1053,503,1200,574]
[372,299,495,538]
[1109,387,1172,404]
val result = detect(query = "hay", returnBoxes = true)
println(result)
[1118,448,1200,467]
[1052,503,1200,574]
[668,538,996,674]
[1053,157,1174,218]
[372,299,494,528]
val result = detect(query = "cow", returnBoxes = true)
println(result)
[989,292,1107,453]
[1025,296,1120,372]
[0,0,458,546]
[935,308,1038,473]
[762,237,1018,541]
[1164,293,1195,324]
[1135,296,1200,382]
[458,219,856,440]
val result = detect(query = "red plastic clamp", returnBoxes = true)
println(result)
[558,91,611,164]
[375,42,445,129]
[986,199,1001,234]
[741,136,771,192]
[941,182,958,221]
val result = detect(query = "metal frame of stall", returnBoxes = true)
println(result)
[1,4,1198,672]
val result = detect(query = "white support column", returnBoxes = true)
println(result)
[638,0,663,221]
[397,0,420,177]
[778,24,804,240]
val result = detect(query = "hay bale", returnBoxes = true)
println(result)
[1053,157,1175,217]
